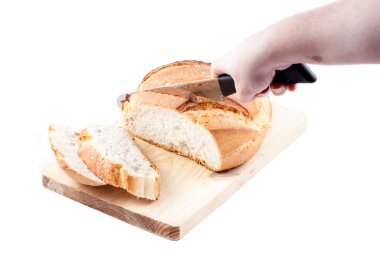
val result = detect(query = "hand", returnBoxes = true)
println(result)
[211,33,297,102]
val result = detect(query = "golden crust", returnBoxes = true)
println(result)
[48,126,106,186]
[138,60,211,90]
[123,60,272,171]
[77,129,160,200]
[209,97,272,170]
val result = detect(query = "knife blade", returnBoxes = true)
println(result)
[117,63,316,107]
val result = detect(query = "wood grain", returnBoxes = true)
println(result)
[42,104,307,240]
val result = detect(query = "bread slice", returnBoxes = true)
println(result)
[48,125,106,186]
[77,124,160,200]
[122,60,272,172]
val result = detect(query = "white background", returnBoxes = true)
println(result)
[1,0,379,252]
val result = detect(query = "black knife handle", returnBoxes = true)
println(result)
[218,63,317,97]
[272,63,317,84]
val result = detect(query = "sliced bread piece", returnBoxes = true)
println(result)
[77,124,160,200]
[48,125,106,186]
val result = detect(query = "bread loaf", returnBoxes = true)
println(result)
[48,60,272,201]
[122,60,272,171]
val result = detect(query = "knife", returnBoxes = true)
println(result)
[117,63,316,106]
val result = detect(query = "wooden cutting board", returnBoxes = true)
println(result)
[42,104,306,240]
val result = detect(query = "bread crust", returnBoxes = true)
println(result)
[48,125,106,186]
[138,60,211,89]
[123,60,272,171]
[77,129,160,200]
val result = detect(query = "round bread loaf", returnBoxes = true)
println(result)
[122,60,272,171]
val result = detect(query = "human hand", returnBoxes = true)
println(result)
[212,0,380,103]
[211,33,297,102]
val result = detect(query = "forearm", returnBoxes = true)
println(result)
[258,0,380,67]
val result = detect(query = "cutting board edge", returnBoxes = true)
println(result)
[42,174,183,240]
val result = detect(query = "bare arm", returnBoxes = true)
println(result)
[211,0,380,102]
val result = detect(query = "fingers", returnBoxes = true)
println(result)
[271,84,286,96]
[285,83,297,92]
[240,84,295,101]
[256,86,270,97]
[270,83,297,96]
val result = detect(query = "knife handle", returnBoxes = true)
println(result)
[218,63,317,97]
